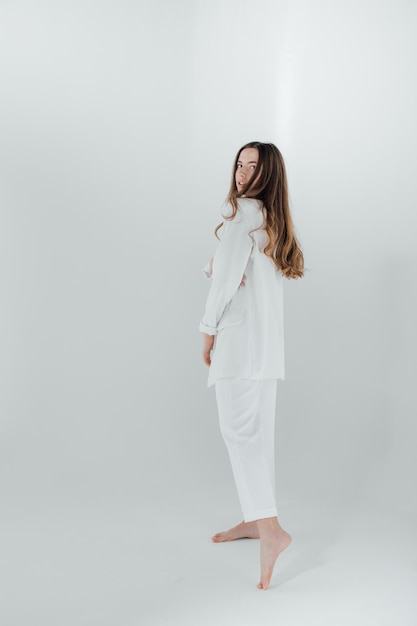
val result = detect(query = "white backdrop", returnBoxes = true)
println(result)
[1,0,416,622]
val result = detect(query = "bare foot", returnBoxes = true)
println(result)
[211,520,260,543]
[256,517,291,590]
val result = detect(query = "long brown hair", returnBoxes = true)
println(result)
[215,142,304,279]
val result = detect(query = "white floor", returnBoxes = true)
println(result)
[1,491,416,626]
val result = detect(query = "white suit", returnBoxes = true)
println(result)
[200,197,286,522]
[199,198,285,387]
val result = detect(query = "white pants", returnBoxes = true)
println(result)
[215,378,278,523]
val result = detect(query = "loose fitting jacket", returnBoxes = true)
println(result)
[199,198,285,387]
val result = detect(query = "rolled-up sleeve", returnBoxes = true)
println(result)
[199,206,254,335]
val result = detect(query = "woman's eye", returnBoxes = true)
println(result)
[251,165,256,170]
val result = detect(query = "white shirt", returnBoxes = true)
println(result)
[200,198,285,387]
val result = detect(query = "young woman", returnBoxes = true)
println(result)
[199,141,304,590]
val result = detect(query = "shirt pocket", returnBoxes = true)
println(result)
[218,308,246,330]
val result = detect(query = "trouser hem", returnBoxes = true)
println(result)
[243,507,278,523]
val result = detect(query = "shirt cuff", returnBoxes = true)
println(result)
[199,321,217,335]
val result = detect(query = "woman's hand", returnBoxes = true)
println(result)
[202,333,215,367]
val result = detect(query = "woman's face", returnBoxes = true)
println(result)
[235,147,260,195]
